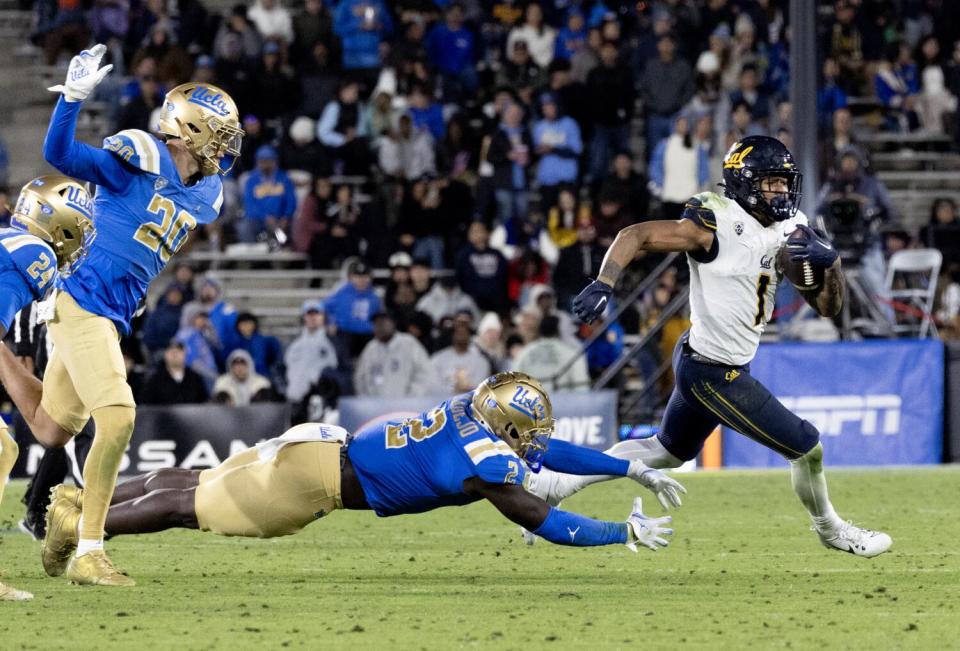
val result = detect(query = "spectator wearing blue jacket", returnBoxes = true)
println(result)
[425,3,477,102]
[176,303,221,390]
[817,57,849,133]
[143,284,187,355]
[875,42,920,131]
[333,0,392,82]
[533,92,582,211]
[227,312,284,382]
[241,145,297,243]
[408,84,446,141]
[325,259,383,356]
[554,9,586,60]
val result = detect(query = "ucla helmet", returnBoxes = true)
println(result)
[11,175,95,271]
[471,371,555,464]
[158,83,244,176]
[721,135,802,223]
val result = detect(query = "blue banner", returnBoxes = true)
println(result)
[723,340,944,467]
[339,390,619,451]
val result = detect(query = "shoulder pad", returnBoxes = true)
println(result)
[0,232,54,259]
[463,437,526,485]
[681,196,717,231]
[103,130,162,175]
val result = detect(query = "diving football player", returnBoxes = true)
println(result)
[0,174,94,601]
[43,373,681,562]
[7,43,243,586]
[564,135,891,557]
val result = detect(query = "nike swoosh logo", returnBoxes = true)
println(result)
[595,296,607,312]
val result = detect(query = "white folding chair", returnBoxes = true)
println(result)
[883,248,943,338]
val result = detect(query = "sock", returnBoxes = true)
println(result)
[0,426,19,508]
[537,436,685,503]
[80,406,135,543]
[790,443,843,535]
[76,534,104,557]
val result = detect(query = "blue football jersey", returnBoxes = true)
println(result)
[347,393,527,517]
[56,129,223,334]
[0,229,57,331]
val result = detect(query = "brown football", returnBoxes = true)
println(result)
[777,228,824,291]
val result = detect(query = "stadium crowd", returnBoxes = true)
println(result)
[5,0,960,416]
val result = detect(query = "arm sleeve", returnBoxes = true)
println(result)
[43,97,130,192]
[541,438,629,476]
[317,103,345,147]
[533,506,628,546]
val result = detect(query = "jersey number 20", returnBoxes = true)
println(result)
[134,194,197,263]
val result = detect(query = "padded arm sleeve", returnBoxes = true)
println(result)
[533,506,628,547]
[541,438,629,476]
[43,97,129,192]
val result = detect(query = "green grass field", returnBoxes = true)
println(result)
[1,467,958,650]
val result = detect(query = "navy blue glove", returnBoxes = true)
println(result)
[787,224,838,268]
[572,279,613,324]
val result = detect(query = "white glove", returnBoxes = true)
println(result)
[48,43,113,102]
[628,459,686,510]
[625,497,673,552]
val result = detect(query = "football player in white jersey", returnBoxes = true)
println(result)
[549,135,891,557]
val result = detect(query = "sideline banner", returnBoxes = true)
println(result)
[339,390,619,451]
[722,340,944,467]
[12,404,291,478]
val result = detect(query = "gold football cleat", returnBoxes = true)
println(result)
[50,484,83,509]
[65,550,135,587]
[0,581,33,601]
[42,497,80,577]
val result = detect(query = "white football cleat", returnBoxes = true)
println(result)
[818,521,892,558]
[0,581,33,601]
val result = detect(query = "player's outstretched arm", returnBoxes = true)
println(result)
[465,479,672,551]
[573,220,714,323]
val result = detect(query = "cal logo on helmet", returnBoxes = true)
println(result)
[723,144,754,169]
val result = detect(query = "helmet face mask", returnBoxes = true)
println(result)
[721,136,803,224]
[471,372,555,468]
[158,83,244,176]
[11,175,96,274]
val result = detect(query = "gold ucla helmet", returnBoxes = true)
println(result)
[11,175,95,271]
[157,82,244,176]
[472,371,555,462]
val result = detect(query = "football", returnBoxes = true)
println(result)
[778,228,824,291]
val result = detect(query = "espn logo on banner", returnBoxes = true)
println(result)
[778,395,901,437]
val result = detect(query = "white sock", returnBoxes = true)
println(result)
[76,530,104,558]
[789,443,844,535]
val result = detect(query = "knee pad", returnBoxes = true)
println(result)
[91,405,136,446]
[796,421,821,459]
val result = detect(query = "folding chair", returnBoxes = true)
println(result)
[883,248,943,338]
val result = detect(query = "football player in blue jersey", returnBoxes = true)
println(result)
[3,43,243,587]
[0,174,94,601]
[42,373,684,563]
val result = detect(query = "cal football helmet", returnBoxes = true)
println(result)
[721,135,802,223]
[11,175,95,272]
[157,83,244,176]
[471,372,555,464]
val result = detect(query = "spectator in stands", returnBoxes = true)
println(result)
[921,198,960,265]
[248,0,294,45]
[409,257,433,301]
[143,285,185,355]
[333,0,393,86]
[597,151,649,217]
[425,3,478,103]
[325,260,381,356]
[249,41,300,121]
[354,311,433,398]
[506,2,556,69]
[431,320,492,393]
[728,63,771,126]
[876,42,920,131]
[496,39,544,91]
[213,349,274,406]
[533,92,582,212]
[193,54,218,85]
[175,304,220,390]
[727,100,765,141]
[320,184,364,268]
[297,41,339,117]
[292,0,334,62]
[507,249,550,306]
[649,112,711,220]
[528,284,577,345]
[512,315,589,392]
[818,147,898,225]
[293,176,333,258]
[240,145,297,244]
[214,4,263,62]
[638,33,692,165]
[474,311,505,370]
[590,39,637,177]
[456,221,509,314]
[416,274,480,323]
[396,175,446,268]
[554,213,603,311]
[43,0,89,66]
[408,84,446,141]
[228,313,283,381]
[235,115,268,174]
[513,304,541,345]
[284,299,338,404]
[116,71,163,132]
[593,189,633,248]
[280,116,326,176]
[818,107,859,183]
[140,340,209,405]
[384,251,413,310]
[547,187,591,249]
[364,90,397,146]
[916,35,957,133]
[183,276,237,355]
[379,113,436,181]
[136,21,193,87]
[318,80,370,175]
[491,211,558,266]
[584,313,624,379]
[488,101,532,225]
[555,8,586,61]
[817,57,849,133]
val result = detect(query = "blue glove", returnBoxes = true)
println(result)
[787,224,838,268]
[572,279,613,324]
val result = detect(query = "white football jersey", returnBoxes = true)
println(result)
[683,192,807,366]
